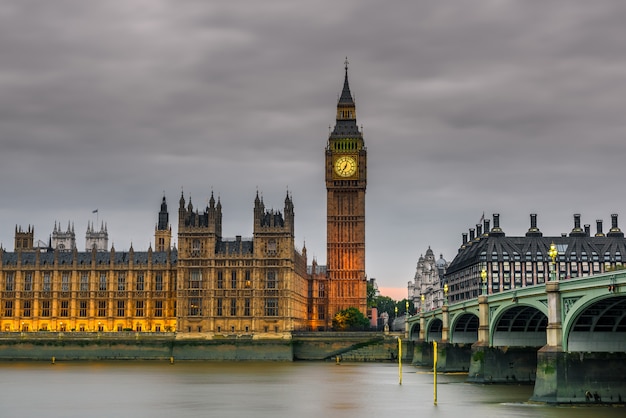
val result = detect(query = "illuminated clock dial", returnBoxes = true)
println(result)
[334,155,357,177]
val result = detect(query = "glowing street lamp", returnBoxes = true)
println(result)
[480,269,487,296]
[548,242,558,281]
[443,283,449,306]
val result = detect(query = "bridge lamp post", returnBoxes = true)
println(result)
[480,269,487,296]
[548,242,558,281]
[421,294,425,312]
[443,284,449,306]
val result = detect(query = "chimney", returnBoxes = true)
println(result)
[462,233,468,246]
[595,219,605,237]
[608,214,624,237]
[526,213,542,237]
[584,224,590,236]
[484,219,490,235]
[490,213,505,237]
[476,223,483,237]
[570,214,585,237]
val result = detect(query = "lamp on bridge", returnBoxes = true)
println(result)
[405,300,409,316]
[480,269,487,296]
[548,242,558,281]
[421,294,424,312]
[443,283,449,306]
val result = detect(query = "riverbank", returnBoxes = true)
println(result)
[0,331,408,362]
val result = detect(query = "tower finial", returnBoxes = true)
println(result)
[344,56,349,72]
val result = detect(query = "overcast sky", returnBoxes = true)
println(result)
[2,1,626,299]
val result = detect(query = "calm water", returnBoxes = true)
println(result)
[0,361,623,418]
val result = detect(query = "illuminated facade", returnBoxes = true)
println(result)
[0,192,310,334]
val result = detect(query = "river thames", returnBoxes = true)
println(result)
[0,361,623,418]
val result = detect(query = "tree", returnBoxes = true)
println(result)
[367,282,377,307]
[372,295,393,319]
[332,307,370,331]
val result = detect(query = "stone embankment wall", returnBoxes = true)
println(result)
[0,332,407,362]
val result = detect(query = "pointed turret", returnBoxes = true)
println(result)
[155,194,172,251]
[331,58,361,138]
[157,195,169,231]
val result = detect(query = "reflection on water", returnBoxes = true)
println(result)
[0,362,623,418]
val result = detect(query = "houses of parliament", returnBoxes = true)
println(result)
[0,64,368,335]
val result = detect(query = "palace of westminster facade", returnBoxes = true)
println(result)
[0,64,368,334]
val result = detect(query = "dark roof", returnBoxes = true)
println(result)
[447,234,626,275]
[2,250,177,266]
[216,239,253,255]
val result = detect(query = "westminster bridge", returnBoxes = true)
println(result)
[407,270,626,404]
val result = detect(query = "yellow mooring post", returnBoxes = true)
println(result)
[398,336,402,385]
[433,340,438,405]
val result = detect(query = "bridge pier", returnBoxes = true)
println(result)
[532,350,626,404]
[411,340,472,372]
[532,281,626,404]
[468,294,538,383]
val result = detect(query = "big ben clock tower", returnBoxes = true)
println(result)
[326,59,367,322]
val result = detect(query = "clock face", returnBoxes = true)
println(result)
[334,155,357,177]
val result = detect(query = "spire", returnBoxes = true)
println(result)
[331,58,360,138]
[158,195,169,231]
[209,191,216,208]
[338,57,355,106]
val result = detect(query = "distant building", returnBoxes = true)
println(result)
[51,222,76,251]
[85,221,108,251]
[408,247,449,312]
[445,213,626,303]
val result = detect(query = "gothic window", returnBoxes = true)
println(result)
[244,298,251,316]
[217,271,223,289]
[99,273,107,291]
[5,273,14,291]
[266,271,277,289]
[244,270,251,288]
[80,273,89,292]
[190,269,201,289]
[216,298,223,316]
[155,273,163,291]
[135,301,144,317]
[230,299,237,316]
[98,301,107,317]
[60,300,69,317]
[192,239,201,256]
[188,298,201,316]
[265,298,278,316]
[21,302,33,319]
[40,300,51,317]
[136,274,144,291]
[117,301,125,317]
[3,301,13,317]
[62,273,70,292]
[267,240,277,255]
[231,271,237,289]
[154,300,163,317]
[24,273,33,291]
[117,273,126,291]
[79,300,88,317]
[43,273,51,291]
[317,305,325,320]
